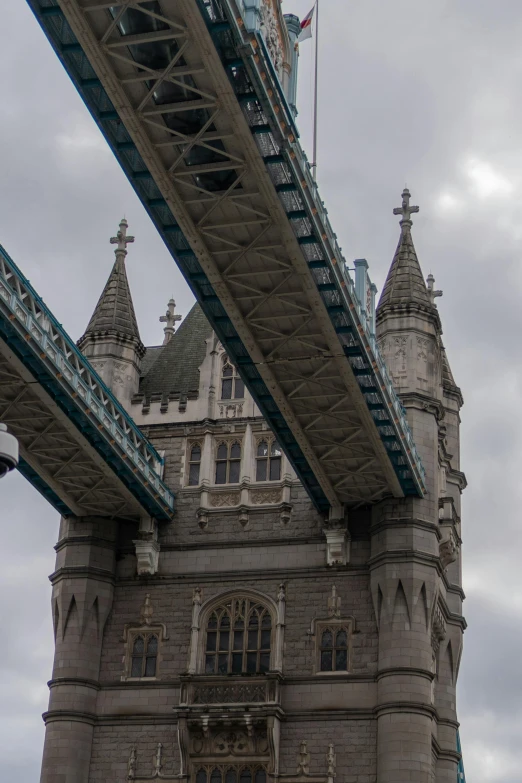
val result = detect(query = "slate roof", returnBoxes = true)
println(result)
[140,345,164,377]
[79,255,142,345]
[139,303,212,397]
[377,225,433,315]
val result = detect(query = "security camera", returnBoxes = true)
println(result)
[0,423,18,479]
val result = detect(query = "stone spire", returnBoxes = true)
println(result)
[79,219,143,345]
[376,189,435,321]
[77,219,144,407]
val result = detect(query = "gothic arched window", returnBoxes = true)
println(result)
[221,356,245,400]
[188,443,202,486]
[319,626,348,672]
[130,633,158,678]
[204,598,272,674]
[215,441,241,484]
[255,439,282,481]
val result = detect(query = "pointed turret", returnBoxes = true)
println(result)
[376,188,439,329]
[78,219,144,407]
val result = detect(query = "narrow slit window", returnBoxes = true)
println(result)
[221,356,245,400]
[188,443,202,486]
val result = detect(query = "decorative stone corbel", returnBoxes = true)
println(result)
[238,505,249,528]
[323,519,350,566]
[280,502,292,525]
[439,531,458,570]
[197,507,209,530]
[133,517,160,576]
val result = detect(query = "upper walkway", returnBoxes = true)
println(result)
[27,0,426,512]
[0,243,174,520]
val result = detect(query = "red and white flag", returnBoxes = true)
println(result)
[298,5,315,41]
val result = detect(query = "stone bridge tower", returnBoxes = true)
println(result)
[39,198,465,783]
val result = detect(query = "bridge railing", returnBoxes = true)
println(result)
[0,244,175,516]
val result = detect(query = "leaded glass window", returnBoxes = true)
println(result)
[204,598,272,674]
[319,626,349,672]
[215,441,241,484]
[188,443,202,486]
[130,632,158,678]
[255,440,282,482]
[221,356,245,400]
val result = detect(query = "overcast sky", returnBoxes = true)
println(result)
[1,1,521,780]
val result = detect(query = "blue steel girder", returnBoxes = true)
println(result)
[27,0,426,511]
[0,244,174,520]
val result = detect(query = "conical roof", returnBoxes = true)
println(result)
[376,189,438,325]
[82,254,141,341]
[378,226,432,311]
[78,219,143,350]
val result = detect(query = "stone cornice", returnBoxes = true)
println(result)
[48,677,101,690]
[370,516,440,538]
[376,666,435,682]
[368,549,441,570]
[116,564,370,586]
[49,566,116,586]
[374,701,436,719]
[54,535,117,553]
[43,709,97,726]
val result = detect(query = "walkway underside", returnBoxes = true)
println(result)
[0,342,150,518]
[29,0,426,511]
[0,244,174,520]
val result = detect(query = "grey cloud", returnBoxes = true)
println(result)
[2,1,522,780]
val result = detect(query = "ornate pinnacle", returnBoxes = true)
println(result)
[393,188,419,231]
[110,217,135,256]
[159,298,182,345]
[426,273,443,305]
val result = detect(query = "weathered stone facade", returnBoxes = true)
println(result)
[39,205,465,783]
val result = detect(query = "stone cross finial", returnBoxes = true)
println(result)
[327,585,341,618]
[159,298,182,345]
[393,188,419,230]
[127,746,137,779]
[110,217,135,256]
[426,273,443,304]
[297,740,310,776]
[140,593,153,626]
[154,743,163,775]
[326,744,336,780]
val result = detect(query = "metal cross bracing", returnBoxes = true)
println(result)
[28,0,426,512]
[0,244,174,520]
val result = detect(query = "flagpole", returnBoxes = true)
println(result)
[311,0,319,180]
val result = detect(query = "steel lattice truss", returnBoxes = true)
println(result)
[0,346,146,517]
[28,0,426,511]
[0,244,174,519]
